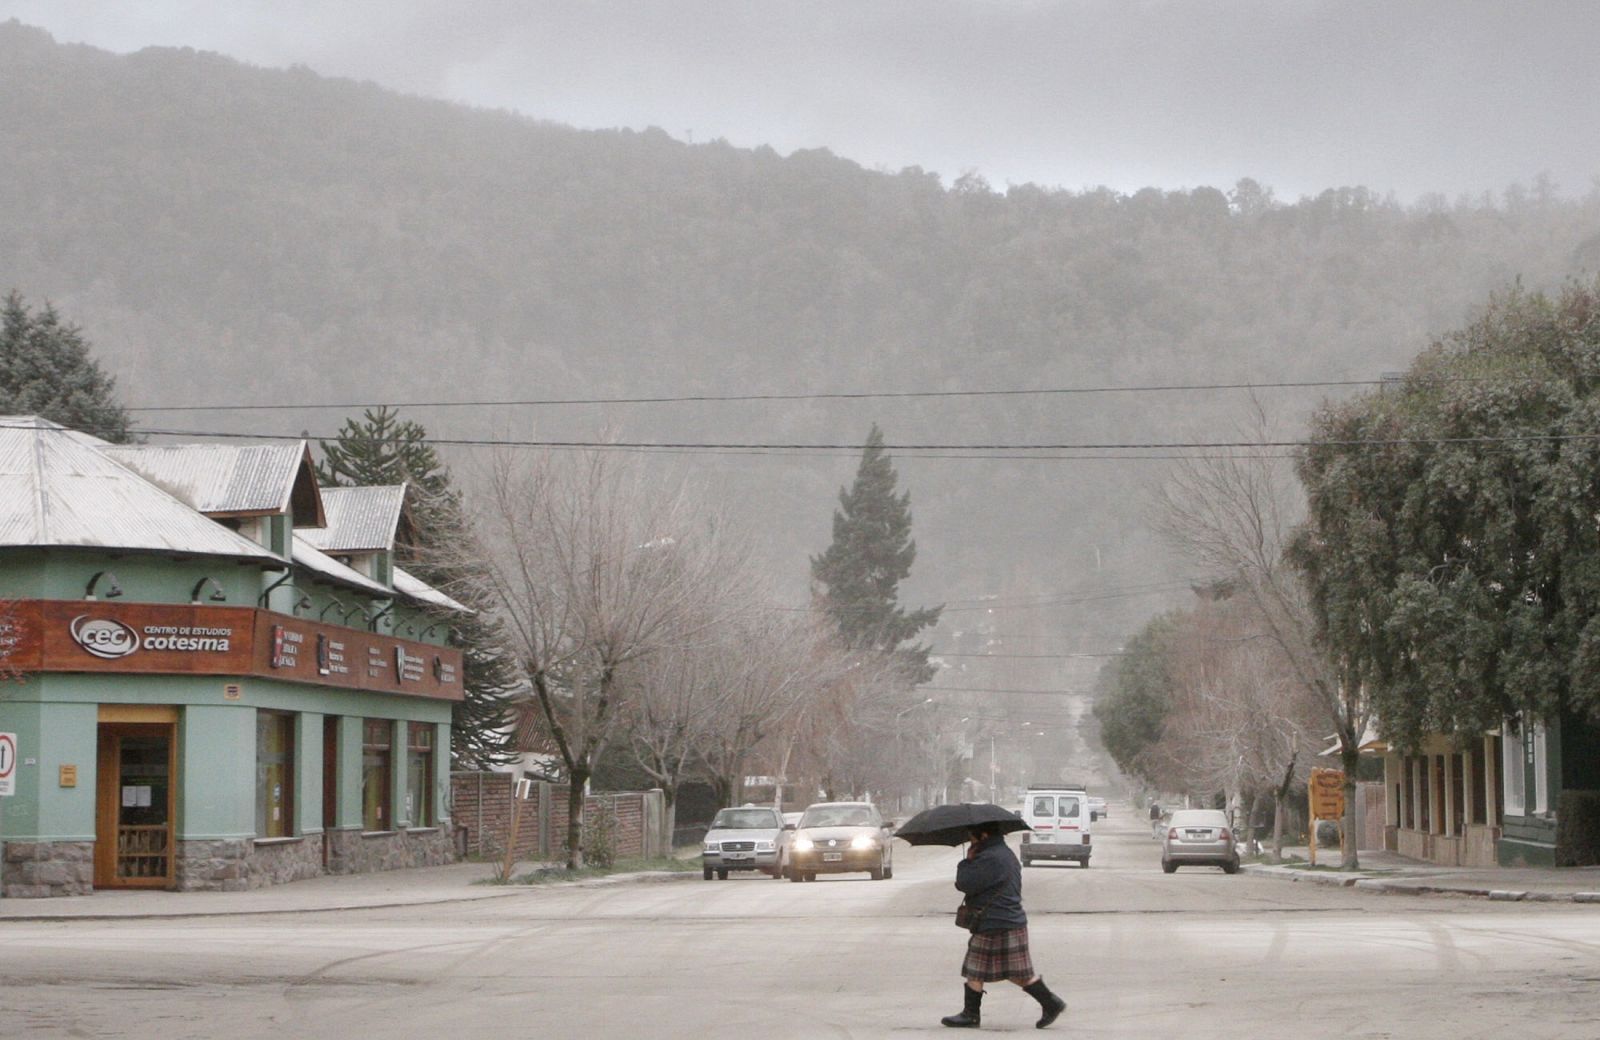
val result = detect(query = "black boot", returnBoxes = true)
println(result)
[1022,978,1066,1029]
[940,984,983,1028]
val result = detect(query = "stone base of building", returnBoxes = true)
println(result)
[176,835,328,892]
[325,828,456,875]
[1,840,95,898]
[3,830,458,898]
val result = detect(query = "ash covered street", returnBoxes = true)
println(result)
[6,814,1598,1040]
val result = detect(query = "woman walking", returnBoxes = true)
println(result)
[942,820,1067,1029]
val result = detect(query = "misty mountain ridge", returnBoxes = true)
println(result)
[5,19,1600,662]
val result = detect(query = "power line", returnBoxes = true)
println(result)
[121,376,1409,414]
[52,422,1600,455]
[925,686,1089,696]
[932,650,1128,659]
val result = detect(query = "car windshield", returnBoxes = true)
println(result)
[800,805,877,828]
[1169,811,1226,827]
[711,809,779,829]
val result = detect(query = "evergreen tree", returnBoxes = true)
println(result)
[810,424,942,683]
[316,406,444,492]
[0,291,134,442]
[318,406,520,767]
[1291,279,1600,748]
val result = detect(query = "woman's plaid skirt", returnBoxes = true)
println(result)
[960,926,1035,983]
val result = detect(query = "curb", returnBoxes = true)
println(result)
[0,888,524,923]
[1241,864,1599,904]
[0,867,697,923]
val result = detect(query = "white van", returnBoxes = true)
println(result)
[1018,785,1091,868]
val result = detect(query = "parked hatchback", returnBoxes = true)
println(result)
[786,801,893,881]
[1161,809,1239,874]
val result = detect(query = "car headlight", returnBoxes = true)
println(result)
[756,841,775,852]
[851,835,877,850]
[793,836,815,852]
[703,842,720,853]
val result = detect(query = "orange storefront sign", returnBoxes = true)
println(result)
[1309,767,1345,820]
[0,600,462,701]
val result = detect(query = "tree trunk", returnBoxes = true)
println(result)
[1340,744,1361,870]
[1272,751,1297,865]
[662,785,678,856]
[1247,789,1266,857]
[566,768,588,870]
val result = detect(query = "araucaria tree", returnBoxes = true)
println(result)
[1291,280,1600,757]
[318,406,520,768]
[0,291,134,442]
[811,424,942,683]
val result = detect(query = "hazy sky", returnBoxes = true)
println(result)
[5,0,1599,200]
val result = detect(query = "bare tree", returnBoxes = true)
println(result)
[1153,400,1368,867]
[697,610,840,808]
[454,448,736,868]
[1133,599,1319,859]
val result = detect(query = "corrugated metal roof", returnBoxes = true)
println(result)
[290,535,392,596]
[299,485,406,553]
[393,566,472,614]
[102,442,310,516]
[0,417,284,562]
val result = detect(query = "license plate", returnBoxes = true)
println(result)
[1186,830,1208,839]
[724,853,752,861]
[823,852,843,862]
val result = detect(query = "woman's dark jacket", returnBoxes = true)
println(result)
[955,833,1028,932]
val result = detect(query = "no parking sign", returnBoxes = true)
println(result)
[0,732,16,796]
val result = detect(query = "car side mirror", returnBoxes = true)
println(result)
[783,823,796,831]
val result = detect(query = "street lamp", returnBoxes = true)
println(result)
[893,698,936,813]
[894,696,935,721]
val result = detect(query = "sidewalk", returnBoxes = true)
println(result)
[1242,847,1600,903]
[0,860,693,922]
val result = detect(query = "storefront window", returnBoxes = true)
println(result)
[362,718,392,831]
[256,712,295,838]
[1503,720,1526,815]
[407,723,434,827]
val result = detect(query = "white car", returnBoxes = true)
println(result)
[702,806,783,879]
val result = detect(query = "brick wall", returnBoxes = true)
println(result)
[450,772,663,861]
[548,788,647,858]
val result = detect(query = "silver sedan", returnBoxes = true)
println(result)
[1160,808,1240,874]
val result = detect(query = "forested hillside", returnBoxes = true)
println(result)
[5,20,1600,663]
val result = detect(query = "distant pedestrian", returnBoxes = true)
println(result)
[941,821,1066,1029]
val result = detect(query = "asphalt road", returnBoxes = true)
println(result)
[5,812,1600,1039]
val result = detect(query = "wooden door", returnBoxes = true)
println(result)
[95,723,177,889]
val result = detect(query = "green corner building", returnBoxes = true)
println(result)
[0,417,468,898]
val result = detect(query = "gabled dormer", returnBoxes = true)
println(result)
[297,484,409,585]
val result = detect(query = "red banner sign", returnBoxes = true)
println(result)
[0,600,462,701]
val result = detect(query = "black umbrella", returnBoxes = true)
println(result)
[894,803,1031,846]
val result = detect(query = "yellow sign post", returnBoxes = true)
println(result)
[1308,768,1345,866]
